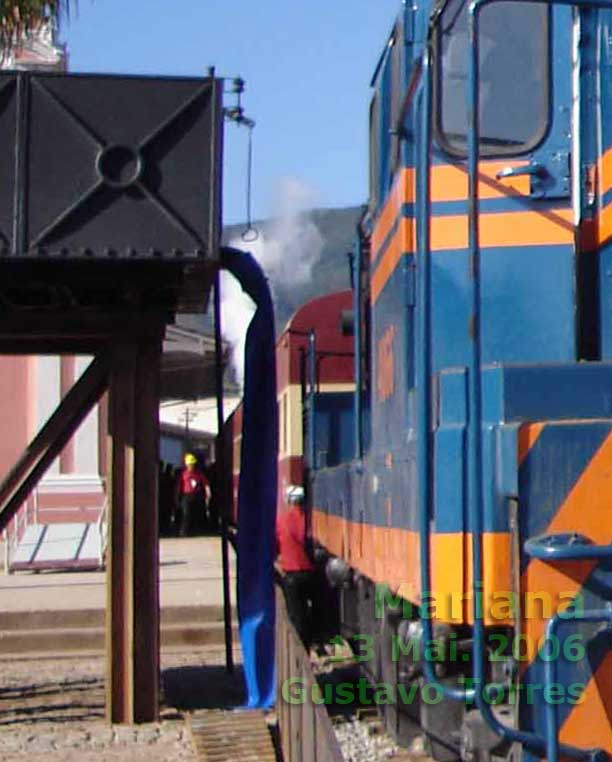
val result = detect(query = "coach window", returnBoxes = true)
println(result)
[379,47,393,199]
[435,0,549,156]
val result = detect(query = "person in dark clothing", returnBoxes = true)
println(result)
[276,486,320,651]
[158,462,175,536]
[175,453,211,537]
[203,460,220,533]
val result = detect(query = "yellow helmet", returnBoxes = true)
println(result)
[184,453,197,466]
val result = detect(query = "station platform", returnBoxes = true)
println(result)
[0,536,278,762]
[0,536,238,657]
[0,536,234,613]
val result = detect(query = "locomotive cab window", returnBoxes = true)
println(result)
[370,25,403,213]
[389,24,403,175]
[369,94,380,212]
[435,0,549,156]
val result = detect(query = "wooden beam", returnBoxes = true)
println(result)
[106,342,136,723]
[133,337,162,720]
[98,391,109,481]
[0,339,106,354]
[0,352,109,532]
[106,327,163,724]
[0,311,172,356]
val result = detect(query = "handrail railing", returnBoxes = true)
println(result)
[4,490,38,573]
[416,34,477,705]
[307,330,317,470]
[97,494,108,568]
[523,535,612,762]
[524,532,612,560]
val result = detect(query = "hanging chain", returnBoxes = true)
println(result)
[223,76,258,242]
[242,124,258,242]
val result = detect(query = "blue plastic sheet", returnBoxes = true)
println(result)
[221,247,277,708]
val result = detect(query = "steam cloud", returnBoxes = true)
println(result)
[220,177,324,386]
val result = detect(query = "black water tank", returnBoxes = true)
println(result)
[0,72,222,261]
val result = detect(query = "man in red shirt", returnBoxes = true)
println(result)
[276,486,319,650]
[175,453,211,537]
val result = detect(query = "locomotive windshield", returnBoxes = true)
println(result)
[436,0,549,156]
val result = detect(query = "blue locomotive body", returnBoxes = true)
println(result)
[307,2,612,759]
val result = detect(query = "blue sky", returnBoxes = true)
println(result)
[60,1,400,225]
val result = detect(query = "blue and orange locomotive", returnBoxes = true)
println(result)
[302,0,612,760]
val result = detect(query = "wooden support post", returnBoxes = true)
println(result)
[133,338,162,719]
[106,326,163,724]
[107,342,136,723]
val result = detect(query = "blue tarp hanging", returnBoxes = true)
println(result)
[221,247,277,709]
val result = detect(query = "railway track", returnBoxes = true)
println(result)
[331,705,429,762]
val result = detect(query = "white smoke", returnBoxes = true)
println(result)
[220,177,324,386]
[219,268,256,388]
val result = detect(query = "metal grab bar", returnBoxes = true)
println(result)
[97,495,108,568]
[415,44,476,703]
[524,536,612,762]
[307,331,317,470]
[524,532,612,561]
[495,163,546,180]
[543,607,612,762]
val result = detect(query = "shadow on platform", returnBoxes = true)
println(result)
[162,664,246,710]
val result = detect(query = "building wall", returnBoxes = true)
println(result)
[34,355,104,523]
[0,355,104,526]
[0,356,36,482]
[0,12,104,526]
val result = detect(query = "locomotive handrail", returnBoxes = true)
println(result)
[524,532,612,560]
[543,606,612,762]
[465,0,612,758]
[415,41,477,704]
[495,163,546,180]
[307,330,317,470]
[353,229,364,460]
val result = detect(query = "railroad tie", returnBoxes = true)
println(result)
[187,708,277,761]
